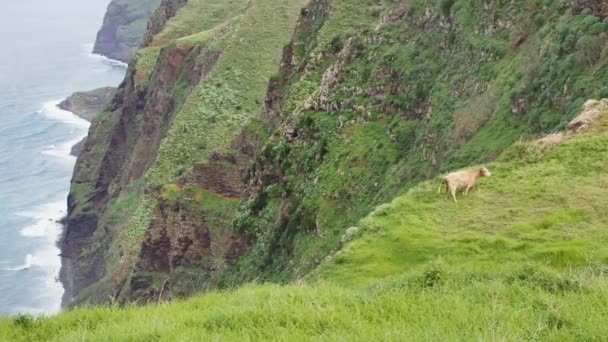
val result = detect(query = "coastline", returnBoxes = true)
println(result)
[85,43,129,68]
[56,84,117,309]
[12,99,93,315]
[0,0,131,314]
[56,87,116,156]
[50,99,92,308]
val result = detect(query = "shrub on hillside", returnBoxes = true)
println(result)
[575,34,608,66]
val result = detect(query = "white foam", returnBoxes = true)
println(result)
[18,200,66,239]
[23,89,93,316]
[82,42,94,54]
[83,42,128,68]
[37,100,90,160]
[41,136,83,159]
[8,41,125,316]
[1,254,34,271]
[41,100,90,130]
[15,200,66,313]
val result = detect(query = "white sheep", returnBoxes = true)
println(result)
[438,167,492,202]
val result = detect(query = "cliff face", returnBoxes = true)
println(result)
[93,0,162,62]
[58,87,116,156]
[59,87,116,122]
[62,0,308,305]
[65,0,608,306]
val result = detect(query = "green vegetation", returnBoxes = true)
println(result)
[151,0,250,44]
[6,279,605,340]
[226,0,608,286]
[4,108,608,340]
[316,117,608,286]
[66,0,311,304]
[133,0,250,86]
[161,184,239,217]
[60,0,608,333]
[147,0,309,185]
[132,46,162,86]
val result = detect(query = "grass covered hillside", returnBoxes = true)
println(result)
[5,101,608,340]
[221,0,608,287]
[63,0,608,308]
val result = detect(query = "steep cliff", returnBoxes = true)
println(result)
[64,0,608,306]
[62,0,308,305]
[93,0,162,62]
[58,87,116,156]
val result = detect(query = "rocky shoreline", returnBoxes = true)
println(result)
[57,86,116,307]
[57,87,116,156]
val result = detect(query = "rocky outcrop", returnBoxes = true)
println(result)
[59,87,116,122]
[93,0,162,62]
[124,130,257,301]
[142,0,188,47]
[514,99,608,153]
[61,39,207,306]
[568,99,608,132]
[62,0,187,305]
[57,87,116,156]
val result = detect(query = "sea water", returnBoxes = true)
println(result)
[0,0,126,315]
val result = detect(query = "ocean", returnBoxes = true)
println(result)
[0,0,126,315]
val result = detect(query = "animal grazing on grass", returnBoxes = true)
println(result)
[438,167,492,203]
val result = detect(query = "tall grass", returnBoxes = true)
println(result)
[3,275,608,340]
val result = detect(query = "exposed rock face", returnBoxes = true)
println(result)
[568,99,608,132]
[57,87,116,156]
[62,0,306,306]
[142,0,188,46]
[573,0,608,18]
[59,87,116,122]
[93,0,162,62]
[126,131,256,301]
[61,0,195,306]
[61,40,207,306]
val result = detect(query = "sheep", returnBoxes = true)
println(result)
[438,167,492,203]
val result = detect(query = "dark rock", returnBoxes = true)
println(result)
[70,138,87,157]
[58,87,116,157]
[93,0,162,62]
[58,87,116,122]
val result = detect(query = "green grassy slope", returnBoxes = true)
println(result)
[147,0,309,185]
[5,104,608,340]
[317,113,608,288]
[222,0,608,287]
